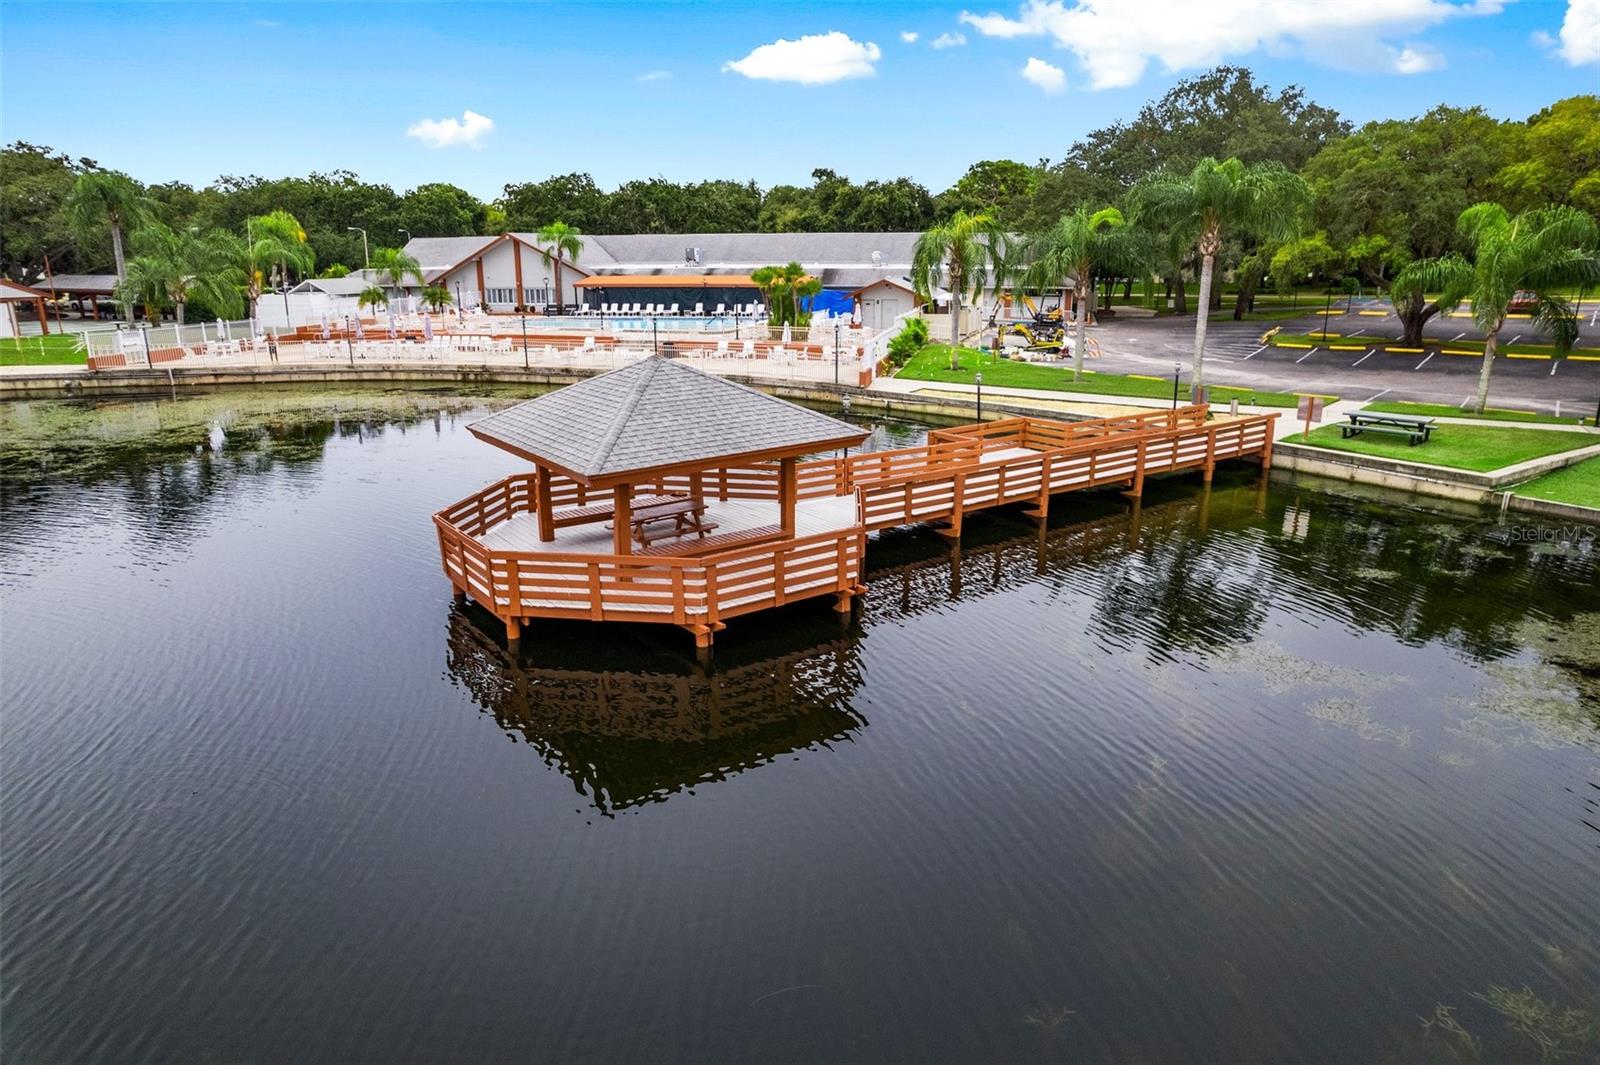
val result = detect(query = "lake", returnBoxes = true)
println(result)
[2,386,1596,1064]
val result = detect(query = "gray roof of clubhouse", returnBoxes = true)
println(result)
[468,357,867,480]
[402,231,919,286]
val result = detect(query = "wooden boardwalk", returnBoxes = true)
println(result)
[435,404,1278,649]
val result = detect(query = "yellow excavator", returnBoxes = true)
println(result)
[995,290,1067,354]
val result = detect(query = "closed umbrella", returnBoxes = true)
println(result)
[216,317,227,341]
[354,318,365,340]
[781,321,792,344]
[852,302,861,326]
[387,308,397,338]
[422,313,433,341]
[320,314,330,340]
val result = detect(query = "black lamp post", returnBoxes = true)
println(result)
[346,317,355,366]
[975,371,983,422]
[652,316,659,357]
[598,287,606,328]
[1171,362,1181,410]
[520,314,528,370]
[454,280,462,316]
[543,276,551,314]
[834,322,841,386]
[1321,288,1333,342]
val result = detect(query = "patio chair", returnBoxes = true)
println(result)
[692,303,704,317]
[715,339,729,357]
[740,340,756,359]
[667,303,680,316]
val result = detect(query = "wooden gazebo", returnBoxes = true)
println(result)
[436,357,871,649]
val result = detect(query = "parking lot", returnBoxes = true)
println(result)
[1092,300,1600,416]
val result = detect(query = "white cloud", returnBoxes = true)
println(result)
[1390,43,1445,72]
[636,69,673,81]
[1021,56,1067,92]
[406,109,495,149]
[959,0,1503,88]
[1556,0,1600,64]
[931,31,968,48]
[723,31,882,84]
[900,30,920,43]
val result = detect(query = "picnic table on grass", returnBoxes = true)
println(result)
[1342,411,1435,446]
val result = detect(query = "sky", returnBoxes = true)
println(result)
[2,0,1597,199]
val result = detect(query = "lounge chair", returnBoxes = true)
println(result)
[713,303,726,316]
[740,340,755,359]
[667,303,680,316]
[691,302,704,317]
[715,339,729,356]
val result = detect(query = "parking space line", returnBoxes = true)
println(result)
[1451,332,1466,341]
[1349,328,1366,337]
[1415,353,1435,370]
[1295,347,1319,364]
[1353,350,1376,366]
[1242,346,1267,360]
[1368,388,1392,402]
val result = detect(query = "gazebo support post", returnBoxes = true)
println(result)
[535,465,556,542]
[778,457,797,536]
[612,484,633,555]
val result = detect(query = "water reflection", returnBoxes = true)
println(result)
[445,608,868,814]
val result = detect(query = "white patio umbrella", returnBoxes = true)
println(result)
[320,313,330,340]
[354,318,365,340]
[851,302,861,326]
[781,321,792,344]
[216,317,227,340]
[422,313,433,341]
[386,308,397,338]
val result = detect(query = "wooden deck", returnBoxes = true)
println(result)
[435,405,1277,649]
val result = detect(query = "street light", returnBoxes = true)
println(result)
[651,315,659,357]
[347,227,369,270]
[1171,362,1181,410]
[975,371,983,422]
[397,228,410,244]
[543,276,551,314]
[520,314,529,370]
[834,322,841,386]
[1321,287,1333,342]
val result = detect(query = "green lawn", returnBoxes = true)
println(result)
[1299,423,1598,471]
[1512,456,1600,508]
[1208,306,1339,323]
[0,335,87,366]
[1270,332,1600,358]
[1363,400,1592,427]
[896,345,1309,407]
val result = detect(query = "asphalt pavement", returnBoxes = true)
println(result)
[1089,300,1600,417]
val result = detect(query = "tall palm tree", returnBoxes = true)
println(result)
[536,221,583,309]
[371,246,424,293]
[912,209,1005,370]
[238,210,314,318]
[1130,158,1308,398]
[1395,204,1600,413]
[119,223,245,325]
[62,171,149,281]
[1018,206,1130,380]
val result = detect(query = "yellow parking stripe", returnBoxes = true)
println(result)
[1357,310,1388,316]
[1568,354,1600,362]
[1506,353,1550,360]
[1329,344,1367,350]
[1441,348,1480,355]
[1276,342,1314,349]
[1385,347,1425,354]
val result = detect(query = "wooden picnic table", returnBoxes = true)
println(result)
[607,495,720,546]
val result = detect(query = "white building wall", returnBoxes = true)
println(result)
[856,284,917,331]
[434,239,585,312]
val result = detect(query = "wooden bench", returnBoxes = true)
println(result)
[640,525,786,557]
[1342,412,1435,446]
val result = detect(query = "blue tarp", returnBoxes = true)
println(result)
[803,289,857,316]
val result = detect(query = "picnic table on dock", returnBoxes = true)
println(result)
[607,496,720,546]
[1341,411,1435,445]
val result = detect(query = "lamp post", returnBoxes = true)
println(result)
[520,313,529,370]
[1321,288,1333,342]
[345,317,355,366]
[544,276,551,314]
[347,227,369,270]
[1171,362,1181,410]
[454,280,462,316]
[397,228,410,245]
[652,315,659,357]
[975,371,983,422]
[834,321,841,386]
[598,287,605,329]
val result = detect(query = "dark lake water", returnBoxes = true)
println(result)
[3,387,1597,1064]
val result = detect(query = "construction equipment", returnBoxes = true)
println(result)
[999,321,1066,355]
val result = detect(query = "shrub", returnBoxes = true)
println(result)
[886,316,929,366]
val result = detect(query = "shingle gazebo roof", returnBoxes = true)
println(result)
[468,357,868,483]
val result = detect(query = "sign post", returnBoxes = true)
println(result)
[1297,394,1325,441]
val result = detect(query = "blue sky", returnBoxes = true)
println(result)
[3,1,1596,199]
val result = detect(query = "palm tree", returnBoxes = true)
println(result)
[1018,206,1129,380]
[238,211,314,318]
[751,265,787,325]
[421,285,452,312]
[358,286,388,313]
[912,210,1005,370]
[1130,158,1308,398]
[120,224,245,326]
[63,171,150,321]
[1395,204,1600,413]
[371,246,424,294]
[536,221,583,309]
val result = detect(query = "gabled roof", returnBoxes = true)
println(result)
[289,276,372,296]
[574,274,760,288]
[0,279,49,300]
[847,275,918,298]
[468,357,868,483]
